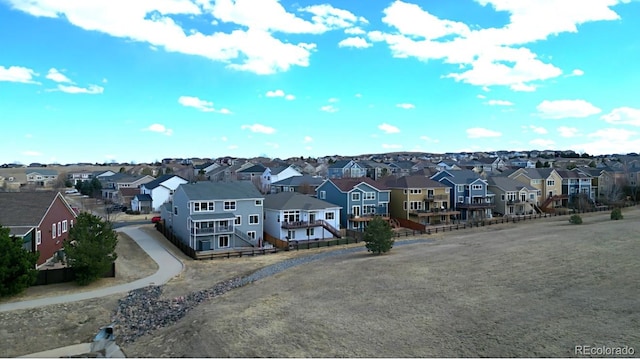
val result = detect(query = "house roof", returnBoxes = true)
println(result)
[238,164,267,173]
[134,194,153,201]
[120,188,140,197]
[264,192,340,211]
[389,161,416,170]
[383,175,448,189]
[328,160,353,169]
[272,175,324,187]
[328,177,389,192]
[438,169,485,184]
[0,191,62,228]
[269,166,291,175]
[143,174,185,190]
[25,168,58,176]
[556,170,592,179]
[194,162,216,170]
[179,181,263,200]
[488,177,537,192]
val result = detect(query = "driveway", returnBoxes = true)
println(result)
[0,225,184,312]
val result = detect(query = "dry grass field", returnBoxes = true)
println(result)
[1,209,639,357]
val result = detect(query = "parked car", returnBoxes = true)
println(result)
[151,216,162,223]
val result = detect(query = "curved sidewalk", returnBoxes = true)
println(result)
[0,225,184,312]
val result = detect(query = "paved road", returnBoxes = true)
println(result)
[0,225,184,312]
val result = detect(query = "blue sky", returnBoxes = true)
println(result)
[1,0,640,164]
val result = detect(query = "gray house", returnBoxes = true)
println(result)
[166,181,266,252]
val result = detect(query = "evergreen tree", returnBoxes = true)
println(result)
[64,213,118,285]
[0,225,39,297]
[363,217,395,255]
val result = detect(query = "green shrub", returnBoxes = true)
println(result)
[611,208,623,220]
[569,214,583,224]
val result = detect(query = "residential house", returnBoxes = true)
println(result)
[260,165,302,194]
[0,191,77,266]
[166,181,265,252]
[384,175,456,225]
[131,194,153,214]
[431,169,494,220]
[507,168,564,211]
[510,159,536,168]
[477,157,506,173]
[138,174,188,212]
[263,192,342,242]
[237,163,267,181]
[327,160,366,179]
[315,177,390,230]
[556,170,595,208]
[271,175,325,194]
[387,161,416,177]
[99,173,155,203]
[435,161,461,171]
[193,162,220,178]
[67,170,95,185]
[359,160,392,181]
[26,168,58,187]
[487,176,539,216]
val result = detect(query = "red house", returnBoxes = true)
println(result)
[0,191,78,266]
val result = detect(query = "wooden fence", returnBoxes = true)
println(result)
[34,262,115,286]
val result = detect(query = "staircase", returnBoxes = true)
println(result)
[320,220,342,238]
[533,203,542,214]
[234,228,257,247]
[539,195,566,213]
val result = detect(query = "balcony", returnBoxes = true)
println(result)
[193,225,234,235]
[349,213,390,222]
[281,220,323,229]
[456,201,494,209]
[425,194,449,201]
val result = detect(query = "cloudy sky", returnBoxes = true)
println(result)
[1,0,639,164]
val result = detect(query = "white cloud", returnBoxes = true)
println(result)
[382,144,402,149]
[510,83,537,92]
[338,36,372,48]
[466,127,502,138]
[529,138,555,148]
[477,94,486,99]
[601,107,640,126]
[228,144,239,150]
[146,123,173,136]
[284,94,295,100]
[220,136,228,142]
[571,69,584,76]
[345,27,365,35]
[5,0,363,75]
[396,103,415,109]
[486,99,513,106]
[46,68,73,83]
[241,123,276,134]
[303,136,313,143]
[178,95,230,113]
[320,105,338,113]
[355,93,362,98]
[558,126,579,138]
[266,142,280,149]
[537,99,601,119]
[328,97,339,103]
[266,89,285,97]
[0,65,39,84]
[419,135,440,143]
[57,84,104,94]
[382,1,470,40]
[525,125,548,134]
[378,123,400,134]
[574,128,640,155]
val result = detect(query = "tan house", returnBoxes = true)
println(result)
[488,176,539,216]
[508,168,563,210]
[384,175,457,225]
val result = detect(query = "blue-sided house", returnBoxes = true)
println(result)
[431,169,494,221]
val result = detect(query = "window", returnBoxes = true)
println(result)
[62,220,68,233]
[409,201,423,210]
[224,201,236,211]
[249,214,259,224]
[363,205,376,214]
[409,189,422,194]
[283,210,300,222]
[458,196,464,203]
[529,193,535,200]
[194,201,215,212]
[52,223,56,239]
[403,201,407,210]
[57,221,61,236]
[351,192,360,201]
[247,231,256,240]
[218,235,230,248]
[501,194,505,201]
[70,220,74,228]
[255,200,263,206]
[457,185,464,192]
[174,206,178,215]
[36,230,41,245]
[364,192,376,200]
[547,180,555,186]
[325,212,334,220]
[472,184,482,190]
[319,191,326,199]
[306,228,315,236]
[287,230,296,240]
[235,216,241,225]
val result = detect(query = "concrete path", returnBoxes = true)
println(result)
[0,225,184,312]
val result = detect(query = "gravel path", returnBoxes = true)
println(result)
[112,238,435,343]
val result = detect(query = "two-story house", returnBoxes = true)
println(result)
[263,192,342,242]
[487,176,539,216]
[99,173,155,203]
[327,160,366,179]
[384,175,455,225]
[431,169,494,221]
[26,168,58,187]
[507,168,564,211]
[556,170,595,208]
[271,175,325,194]
[316,177,390,230]
[0,191,77,266]
[261,165,302,194]
[136,174,188,212]
[167,181,265,252]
